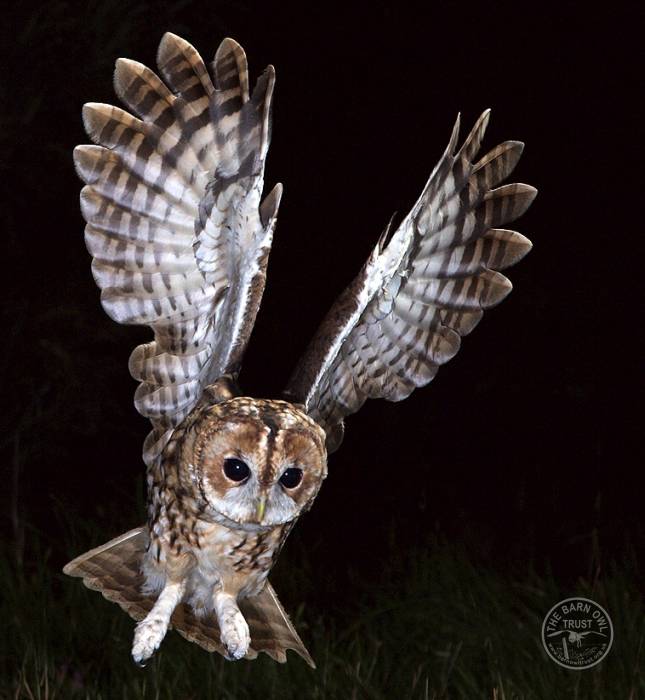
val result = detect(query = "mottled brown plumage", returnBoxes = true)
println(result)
[65,32,535,666]
[63,528,314,666]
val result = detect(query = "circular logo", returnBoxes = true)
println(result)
[541,597,613,669]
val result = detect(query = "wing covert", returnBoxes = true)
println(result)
[286,111,535,452]
[76,34,281,465]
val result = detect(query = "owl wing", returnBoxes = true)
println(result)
[285,111,536,452]
[75,34,281,466]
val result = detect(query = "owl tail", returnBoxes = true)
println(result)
[63,527,315,667]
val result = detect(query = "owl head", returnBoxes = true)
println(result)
[177,381,328,531]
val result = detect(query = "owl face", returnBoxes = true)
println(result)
[179,397,327,530]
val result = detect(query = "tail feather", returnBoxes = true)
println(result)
[63,528,314,667]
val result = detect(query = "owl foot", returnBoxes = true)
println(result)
[132,616,168,666]
[215,593,250,660]
[131,579,185,667]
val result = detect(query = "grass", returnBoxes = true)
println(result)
[2,518,643,700]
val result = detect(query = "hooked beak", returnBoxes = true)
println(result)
[255,495,267,522]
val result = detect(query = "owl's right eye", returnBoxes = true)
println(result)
[223,458,250,482]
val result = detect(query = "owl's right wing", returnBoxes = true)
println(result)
[285,111,536,452]
[75,34,281,466]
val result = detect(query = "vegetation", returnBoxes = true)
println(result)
[3,517,642,699]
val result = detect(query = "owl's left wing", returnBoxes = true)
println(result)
[75,34,281,465]
[285,111,536,452]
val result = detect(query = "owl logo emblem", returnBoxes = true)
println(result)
[542,597,613,669]
[63,33,536,666]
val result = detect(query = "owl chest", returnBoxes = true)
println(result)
[193,525,282,599]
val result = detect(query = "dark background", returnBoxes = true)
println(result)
[2,0,642,593]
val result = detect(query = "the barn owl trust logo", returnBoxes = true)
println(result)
[541,597,613,669]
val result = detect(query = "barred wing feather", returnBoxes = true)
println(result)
[75,34,281,466]
[286,111,535,452]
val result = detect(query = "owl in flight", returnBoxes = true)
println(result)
[64,33,536,667]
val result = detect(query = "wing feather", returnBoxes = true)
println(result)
[76,34,282,466]
[286,111,535,451]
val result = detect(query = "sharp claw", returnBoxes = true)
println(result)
[224,644,247,661]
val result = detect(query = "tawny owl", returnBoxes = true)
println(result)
[64,33,536,667]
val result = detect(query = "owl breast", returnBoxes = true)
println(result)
[180,520,291,614]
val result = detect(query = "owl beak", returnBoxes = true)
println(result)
[255,495,267,522]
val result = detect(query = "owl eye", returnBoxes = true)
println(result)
[279,467,303,489]
[223,458,250,483]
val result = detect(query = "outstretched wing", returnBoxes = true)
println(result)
[285,111,535,452]
[75,34,282,465]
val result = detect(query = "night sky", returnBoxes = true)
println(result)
[2,1,642,590]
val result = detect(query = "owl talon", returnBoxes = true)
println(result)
[132,616,167,666]
[221,609,250,659]
[215,595,250,660]
[130,579,185,666]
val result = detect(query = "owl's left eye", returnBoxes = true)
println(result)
[279,467,303,489]
[223,458,250,482]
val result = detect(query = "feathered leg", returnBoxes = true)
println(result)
[214,591,250,660]
[131,579,186,666]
